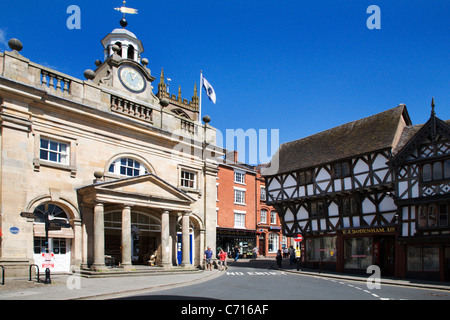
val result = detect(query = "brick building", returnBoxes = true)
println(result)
[216,152,285,258]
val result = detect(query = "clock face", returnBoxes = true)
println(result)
[119,66,146,93]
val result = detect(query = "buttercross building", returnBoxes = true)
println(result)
[0,21,221,276]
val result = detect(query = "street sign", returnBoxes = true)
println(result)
[42,253,54,269]
[294,234,303,242]
[20,211,37,219]
[48,220,71,231]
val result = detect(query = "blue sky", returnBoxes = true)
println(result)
[0,1,449,164]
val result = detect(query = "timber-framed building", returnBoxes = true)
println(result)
[263,103,450,281]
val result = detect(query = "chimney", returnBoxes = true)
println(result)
[225,150,239,164]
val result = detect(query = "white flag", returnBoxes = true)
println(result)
[202,77,216,104]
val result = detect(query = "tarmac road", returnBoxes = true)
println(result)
[115,259,450,301]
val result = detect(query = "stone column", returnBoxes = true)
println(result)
[159,210,171,268]
[121,205,132,269]
[81,221,88,269]
[92,203,106,270]
[181,211,192,267]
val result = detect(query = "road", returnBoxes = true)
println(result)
[115,259,450,301]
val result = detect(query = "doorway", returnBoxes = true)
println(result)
[33,237,71,273]
[104,211,161,266]
[177,233,193,265]
[373,236,395,276]
[131,229,157,265]
[259,235,266,256]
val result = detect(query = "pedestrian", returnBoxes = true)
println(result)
[219,249,228,271]
[252,246,258,260]
[204,246,213,271]
[276,249,282,268]
[234,246,240,262]
[289,246,295,265]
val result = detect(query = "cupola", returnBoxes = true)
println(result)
[101,28,144,63]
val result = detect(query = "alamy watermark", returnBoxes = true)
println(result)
[170,128,280,172]
[66,265,82,290]
[367,5,381,30]
[67,5,82,30]
[367,265,381,289]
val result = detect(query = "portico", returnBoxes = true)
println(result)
[77,173,197,270]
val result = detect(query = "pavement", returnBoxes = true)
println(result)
[0,258,449,300]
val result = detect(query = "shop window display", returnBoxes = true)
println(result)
[407,246,439,272]
[305,236,336,262]
[344,237,372,269]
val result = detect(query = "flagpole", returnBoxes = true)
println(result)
[199,70,203,124]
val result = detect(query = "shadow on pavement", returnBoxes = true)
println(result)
[114,295,218,300]
[226,258,289,270]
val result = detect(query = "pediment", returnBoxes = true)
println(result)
[78,174,195,210]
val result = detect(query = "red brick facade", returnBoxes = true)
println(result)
[216,153,287,258]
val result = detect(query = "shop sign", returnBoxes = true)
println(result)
[341,226,396,235]
[217,229,256,237]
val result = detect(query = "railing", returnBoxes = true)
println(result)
[41,70,71,94]
[0,266,4,285]
[29,264,40,283]
[110,95,153,123]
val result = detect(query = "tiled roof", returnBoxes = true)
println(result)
[263,105,411,176]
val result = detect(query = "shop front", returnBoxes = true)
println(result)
[338,226,397,276]
[398,237,450,282]
[301,226,398,275]
[216,228,256,258]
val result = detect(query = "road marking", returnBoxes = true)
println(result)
[226,271,285,276]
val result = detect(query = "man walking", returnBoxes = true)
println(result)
[204,246,213,271]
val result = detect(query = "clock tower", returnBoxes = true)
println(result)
[90,22,158,105]
[87,4,199,122]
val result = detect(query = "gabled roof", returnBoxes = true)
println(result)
[77,173,195,211]
[262,105,411,176]
[390,113,450,166]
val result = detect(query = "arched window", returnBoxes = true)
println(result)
[108,158,149,177]
[104,212,160,232]
[114,42,123,57]
[433,162,443,180]
[444,160,450,179]
[33,203,70,224]
[127,45,135,60]
[422,163,432,182]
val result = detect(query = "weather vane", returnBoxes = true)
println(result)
[114,1,138,28]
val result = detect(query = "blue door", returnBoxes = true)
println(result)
[177,233,193,265]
